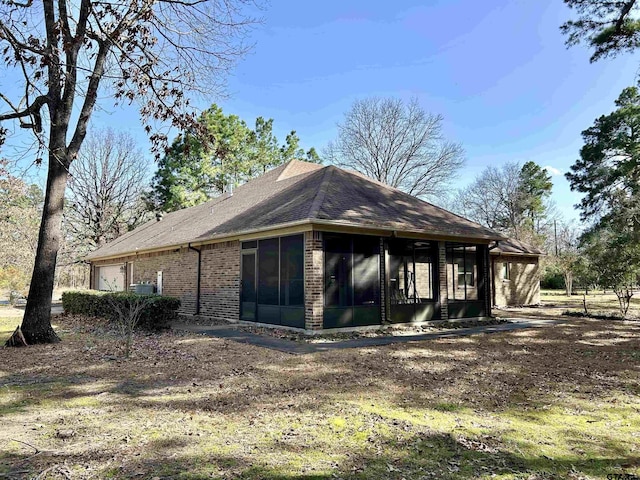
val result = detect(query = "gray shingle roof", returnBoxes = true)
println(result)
[490,237,545,256]
[87,160,503,260]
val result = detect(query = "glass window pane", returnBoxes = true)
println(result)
[353,236,379,306]
[258,238,279,305]
[447,243,483,302]
[280,235,304,306]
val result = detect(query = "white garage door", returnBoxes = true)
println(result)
[97,265,125,291]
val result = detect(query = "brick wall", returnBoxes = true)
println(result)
[199,241,240,321]
[92,249,199,314]
[438,242,449,320]
[91,241,241,319]
[414,261,432,300]
[492,255,540,306]
[304,231,324,330]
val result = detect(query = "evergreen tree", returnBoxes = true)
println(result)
[566,86,640,232]
[517,161,553,229]
[146,105,321,212]
[455,161,553,243]
[561,0,640,62]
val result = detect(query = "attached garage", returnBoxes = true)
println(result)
[95,264,126,291]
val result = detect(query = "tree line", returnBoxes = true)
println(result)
[2,0,640,343]
[2,95,557,303]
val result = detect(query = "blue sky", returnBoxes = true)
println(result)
[6,0,640,221]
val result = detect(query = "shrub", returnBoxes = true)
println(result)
[541,271,565,290]
[62,290,180,331]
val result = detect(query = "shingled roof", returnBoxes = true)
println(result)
[490,237,545,256]
[87,160,503,260]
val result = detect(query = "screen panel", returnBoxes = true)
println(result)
[353,236,379,306]
[258,238,279,305]
[280,235,304,306]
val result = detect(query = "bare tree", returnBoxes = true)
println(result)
[454,162,557,244]
[0,0,259,343]
[104,292,150,359]
[325,97,465,199]
[65,128,151,256]
[455,163,524,236]
[554,220,581,297]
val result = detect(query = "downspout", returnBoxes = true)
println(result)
[188,244,202,316]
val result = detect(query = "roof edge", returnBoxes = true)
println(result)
[88,217,507,263]
[490,251,545,257]
[86,219,315,262]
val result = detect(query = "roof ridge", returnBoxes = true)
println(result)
[276,159,298,181]
[307,165,335,220]
[340,167,502,233]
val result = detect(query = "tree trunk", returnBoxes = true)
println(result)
[564,272,573,297]
[20,152,69,344]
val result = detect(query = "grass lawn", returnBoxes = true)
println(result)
[1,312,639,479]
[541,289,640,318]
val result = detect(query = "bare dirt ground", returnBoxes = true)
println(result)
[1,307,639,479]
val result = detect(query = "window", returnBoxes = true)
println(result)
[502,262,511,280]
[446,244,478,301]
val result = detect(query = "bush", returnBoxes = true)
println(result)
[62,290,180,331]
[541,271,565,290]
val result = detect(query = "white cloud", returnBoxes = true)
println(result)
[543,165,562,176]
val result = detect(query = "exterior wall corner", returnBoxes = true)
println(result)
[304,231,324,330]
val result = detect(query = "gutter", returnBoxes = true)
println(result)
[188,244,201,315]
[87,218,506,262]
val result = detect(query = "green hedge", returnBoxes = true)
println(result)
[61,290,181,331]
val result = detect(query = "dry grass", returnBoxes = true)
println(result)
[0,310,639,479]
[542,289,640,317]
[494,289,640,323]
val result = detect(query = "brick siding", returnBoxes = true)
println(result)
[93,249,198,314]
[199,241,240,321]
[492,255,540,306]
[91,241,240,319]
[304,231,324,330]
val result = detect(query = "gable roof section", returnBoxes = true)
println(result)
[88,160,503,260]
[490,237,545,256]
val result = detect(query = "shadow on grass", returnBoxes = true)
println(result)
[2,430,638,479]
[0,317,639,478]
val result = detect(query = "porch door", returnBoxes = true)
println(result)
[240,251,257,321]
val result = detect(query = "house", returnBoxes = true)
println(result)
[87,160,508,331]
[490,238,544,307]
